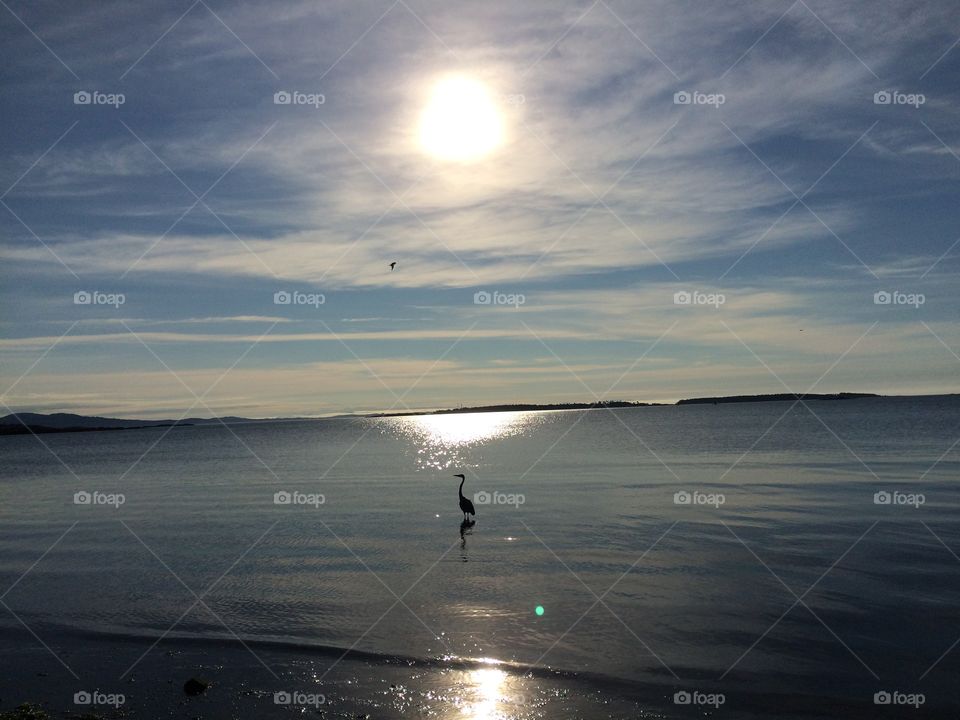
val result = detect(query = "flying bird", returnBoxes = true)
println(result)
[389,261,397,271]
[454,474,475,520]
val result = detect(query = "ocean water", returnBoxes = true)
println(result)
[1,395,959,718]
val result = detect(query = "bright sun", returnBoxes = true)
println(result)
[419,75,503,162]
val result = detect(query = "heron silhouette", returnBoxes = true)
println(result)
[454,473,476,520]
[389,261,397,271]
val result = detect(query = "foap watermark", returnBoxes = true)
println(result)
[873,290,924,308]
[874,690,924,708]
[274,690,326,708]
[74,691,125,708]
[674,490,725,508]
[74,490,125,508]
[674,290,725,308]
[274,290,325,307]
[274,90,325,108]
[674,90,725,108]
[474,290,525,308]
[274,490,325,508]
[674,690,725,708]
[74,290,125,307]
[873,90,925,108]
[474,490,525,508]
[74,90,125,107]
[500,93,526,106]
[505,691,529,704]
[874,490,925,509]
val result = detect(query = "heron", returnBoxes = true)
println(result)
[454,473,475,520]
[389,261,397,271]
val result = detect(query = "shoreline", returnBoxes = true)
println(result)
[0,404,656,436]
[0,625,650,720]
[0,625,896,720]
[8,392,960,436]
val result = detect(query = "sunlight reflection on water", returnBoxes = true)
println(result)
[385,411,541,470]
[458,660,530,719]
[464,666,507,718]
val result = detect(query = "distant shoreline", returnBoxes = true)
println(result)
[675,392,878,405]
[366,400,660,418]
[0,422,193,436]
[367,392,883,417]
[0,392,918,436]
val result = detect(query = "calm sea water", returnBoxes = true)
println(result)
[1,395,959,717]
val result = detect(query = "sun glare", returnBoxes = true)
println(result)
[408,412,522,446]
[463,666,508,718]
[419,75,503,162]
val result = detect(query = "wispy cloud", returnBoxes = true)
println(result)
[2,0,959,414]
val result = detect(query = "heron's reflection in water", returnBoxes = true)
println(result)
[459,517,476,561]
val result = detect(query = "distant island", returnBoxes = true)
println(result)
[676,392,879,405]
[0,412,252,436]
[0,393,889,435]
[373,393,883,417]
[368,401,659,417]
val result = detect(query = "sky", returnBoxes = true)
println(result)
[1,0,959,418]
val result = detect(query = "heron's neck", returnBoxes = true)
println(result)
[458,477,464,496]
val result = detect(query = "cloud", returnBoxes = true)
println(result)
[2,1,960,414]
